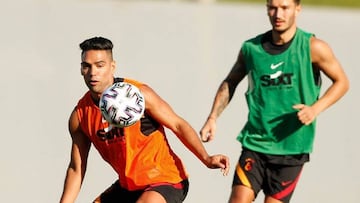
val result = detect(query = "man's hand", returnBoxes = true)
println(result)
[293,104,317,125]
[200,118,217,142]
[206,154,230,176]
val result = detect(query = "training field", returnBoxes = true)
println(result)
[1,1,359,202]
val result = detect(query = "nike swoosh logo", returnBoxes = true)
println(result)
[281,180,293,186]
[270,61,284,70]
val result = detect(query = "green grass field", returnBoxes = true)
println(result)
[219,0,360,8]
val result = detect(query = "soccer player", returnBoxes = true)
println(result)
[200,0,349,202]
[59,36,229,203]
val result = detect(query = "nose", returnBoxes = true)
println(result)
[89,66,97,76]
[275,8,284,18]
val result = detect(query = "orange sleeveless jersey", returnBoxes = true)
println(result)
[76,78,188,190]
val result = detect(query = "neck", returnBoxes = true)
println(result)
[90,92,101,105]
[272,27,297,45]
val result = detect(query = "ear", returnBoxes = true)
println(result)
[80,65,85,76]
[111,60,116,74]
[295,4,301,16]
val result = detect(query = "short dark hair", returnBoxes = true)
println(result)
[266,0,300,4]
[79,36,113,57]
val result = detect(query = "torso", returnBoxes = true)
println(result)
[238,28,321,155]
[76,78,188,190]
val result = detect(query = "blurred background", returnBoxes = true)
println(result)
[1,0,359,202]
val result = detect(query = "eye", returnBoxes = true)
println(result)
[282,6,290,11]
[81,62,91,69]
[97,63,105,68]
[267,5,276,12]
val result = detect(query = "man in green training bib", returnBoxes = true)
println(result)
[200,0,349,202]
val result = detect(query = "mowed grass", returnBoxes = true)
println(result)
[219,0,360,8]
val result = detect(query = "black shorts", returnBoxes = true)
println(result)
[93,179,189,203]
[232,148,309,203]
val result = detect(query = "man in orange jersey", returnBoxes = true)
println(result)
[59,36,230,203]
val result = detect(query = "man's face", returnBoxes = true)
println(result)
[267,0,300,33]
[81,49,115,99]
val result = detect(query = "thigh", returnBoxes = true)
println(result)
[264,164,304,203]
[93,180,142,203]
[232,148,266,196]
[143,179,189,203]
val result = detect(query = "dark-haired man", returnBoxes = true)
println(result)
[200,0,349,202]
[59,37,229,203]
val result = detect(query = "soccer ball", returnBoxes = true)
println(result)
[99,82,145,128]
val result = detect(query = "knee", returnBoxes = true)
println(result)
[229,185,255,203]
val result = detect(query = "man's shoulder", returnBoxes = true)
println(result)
[242,30,270,50]
[245,32,267,44]
[118,77,145,88]
[76,91,93,108]
[296,28,314,39]
[241,31,269,54]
